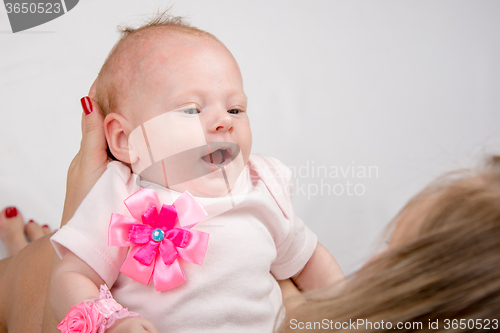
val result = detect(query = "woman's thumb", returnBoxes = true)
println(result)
[79,96,106,150]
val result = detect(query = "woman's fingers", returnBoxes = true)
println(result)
[61,95,109,226]
[278,279,301,301]
[278,279,307,310]
[79,96,108,161]
[88,79,97,99]
[80,80,106,158]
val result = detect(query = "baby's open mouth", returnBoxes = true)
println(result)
[201,143,239,169]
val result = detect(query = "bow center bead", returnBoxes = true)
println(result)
[151,228,165,242]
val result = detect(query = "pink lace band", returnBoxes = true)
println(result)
[57,285,141,333]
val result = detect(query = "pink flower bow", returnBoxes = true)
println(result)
[108,189,209,291]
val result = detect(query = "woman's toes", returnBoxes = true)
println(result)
[42,224,52,235]
[0,207,29,256]
[25,220,46,242]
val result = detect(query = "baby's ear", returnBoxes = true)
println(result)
[103,113,134,164]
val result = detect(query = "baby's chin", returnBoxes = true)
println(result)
[170,172,232,198]
[139,169,230,198]
[137,153,246,198]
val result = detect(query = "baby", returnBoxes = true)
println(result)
[50,14,343,333]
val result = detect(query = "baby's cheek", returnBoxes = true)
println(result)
[238,124,252,155]
[128,112,207,175]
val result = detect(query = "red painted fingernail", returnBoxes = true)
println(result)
[80,96,93,115]
[42,224,49,228]
[5,207,17,218]
[28,219,35,223]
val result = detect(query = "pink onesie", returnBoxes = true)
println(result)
[51,154,317,332]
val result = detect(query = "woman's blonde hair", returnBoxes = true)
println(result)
[280,156,500,332]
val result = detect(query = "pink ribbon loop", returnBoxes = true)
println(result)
[129,225,153,244]
[166,228,191,248]
[159,239,178,265]
[141,206,158,226]
[108,189,209,291]
[158,204,178,230]
[134,241,160,266]
[108,214,137,247]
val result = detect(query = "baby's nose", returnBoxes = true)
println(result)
[207,109,234,133]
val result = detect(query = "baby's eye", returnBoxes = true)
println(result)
[182,108,199,115]
[227,109,241,114]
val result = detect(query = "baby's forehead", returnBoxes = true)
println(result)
[124,28,214,64]
[117,29,216,81]
[107,28,230,115]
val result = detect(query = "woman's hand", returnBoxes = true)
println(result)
[61,84,109,226]
[278,279,307,310]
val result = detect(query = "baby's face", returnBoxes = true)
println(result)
[122,32,251,197]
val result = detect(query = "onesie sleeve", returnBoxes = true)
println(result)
[51,161,140,287]
[271,215,317,280]
[249,154,318,280]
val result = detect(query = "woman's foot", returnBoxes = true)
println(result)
[0,207,51,256]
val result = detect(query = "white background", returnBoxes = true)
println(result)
[1,0,499,273]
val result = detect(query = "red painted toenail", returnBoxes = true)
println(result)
[43,224,49,228]
[5,207,17,218]
[29,219,35,223]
